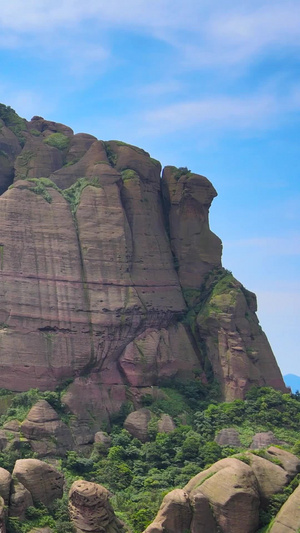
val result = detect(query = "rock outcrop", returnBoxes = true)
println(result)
[144,448,300,533]
[215,428,242,447]
[9,479,33,519]
[69,480,124,533]
[124,409,152,442]
[0,104,287,425]
[20,399,73,456]
[269,483,300,532]
[250,431,283,449]
[13,458,64,506]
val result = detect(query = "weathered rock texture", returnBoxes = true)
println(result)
[69,480,124,533]
[13,458,64,506]
[144,448,300,533]
[0,104,287,425]
[20,399,73,456]
[269,483,300,532]
[215,428,241,447]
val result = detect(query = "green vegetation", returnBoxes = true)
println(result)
[44,132,70,150]
[62,177,102,214]
[0,385,73,429]
[104,142,117,166]
[1,385,300,532]
[121,169,140,182]
[111,140,149,156]
[30,128,41,136]
[173,166,191,180]
[0,104,27,146]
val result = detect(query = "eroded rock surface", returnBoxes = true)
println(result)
[69,480,124,533]
[0,104,287,423]
[215,428,241,447]
[9,479,33,519]
[13,458,64,506]
[20,399,73,456]
[269,483,300,532]
[250,431,283,449]
[124,409,152,442]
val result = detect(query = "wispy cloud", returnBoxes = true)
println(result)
[0,1,299,72]
[140,84,300,135]
[224,235,300,256]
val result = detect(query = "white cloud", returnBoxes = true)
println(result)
[0,1,299,70]
[140,93,285,135]
[224,235,300,256]
[136,80,184,97]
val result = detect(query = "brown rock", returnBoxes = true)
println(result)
[268,483,300,532]
[124,409,152,442]
[196,272,288,400]
[245,452,289,502]
[119,324,203,387]
[267,446,300,478]
[69,480,124,533]
[65,133,97,165]
[13,459,64,506]
[9,479,33,519]
[0,495,6,533]
[21,399,73,456]
[186,458,260,533]
[0,107,288,419]
[0,431,9,451]
[162,166,222,288]
[14,137,63,180]
[3,420,20,432]
[157,414,175,434]
[0,467,11,503]
[94,432,112,449]
[143,489,191,533]
[250,431,282,449]
[215,428,241,447]
[190,492,218,533]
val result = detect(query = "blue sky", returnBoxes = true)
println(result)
[0,0,299,376]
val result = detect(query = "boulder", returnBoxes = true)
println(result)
[244,452,289,502]
[157,414,175,434]
[185,457,260,533]
[124,409,152,442]
[94,431,112,449]
[215,428,241,447]
[0,495,6,533]
[190,492,218,533]
[13,459,64,506]
[9,479,33,519]
[267,446,300,479]
[143,489,191,533]
[0,467,11,503]
[269,483,300,532]
[250,431,282,449]
[69,480,124,533]
[20,399,73,456]
[0,430,9,451]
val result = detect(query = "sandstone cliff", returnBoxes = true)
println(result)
[0,104,287,425]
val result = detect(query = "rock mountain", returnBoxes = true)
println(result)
[0,104,286,427]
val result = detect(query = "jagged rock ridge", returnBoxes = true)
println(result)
[0,104,286,425]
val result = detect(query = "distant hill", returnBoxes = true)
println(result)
[284,374,300,393]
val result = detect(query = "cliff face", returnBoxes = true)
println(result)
[0,104,287,424]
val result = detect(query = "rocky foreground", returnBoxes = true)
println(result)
[0,104,287,430]
[0,446,300,533]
